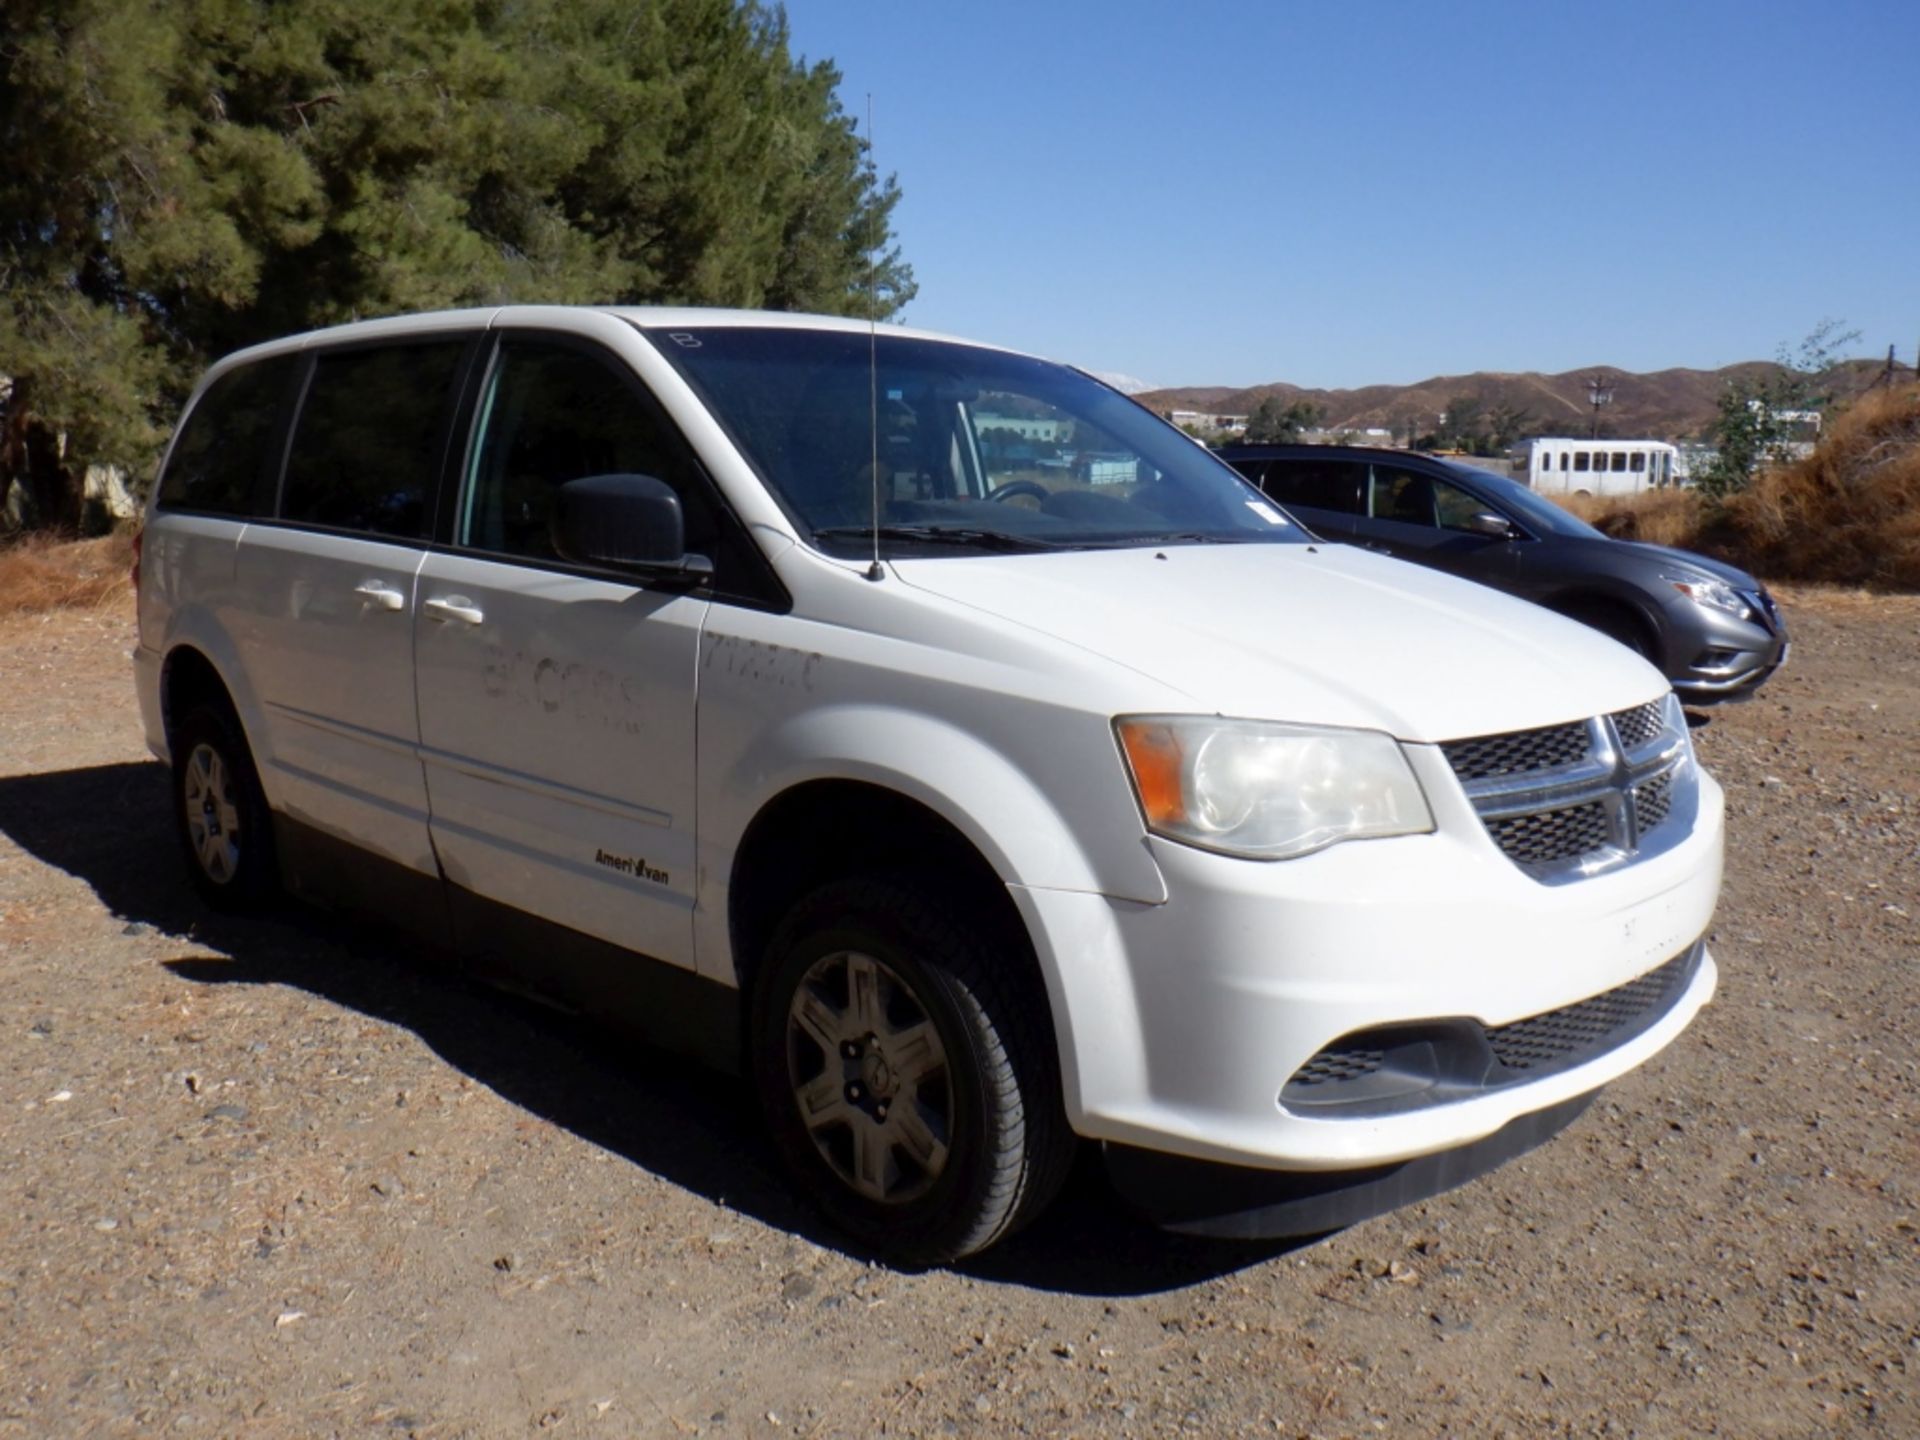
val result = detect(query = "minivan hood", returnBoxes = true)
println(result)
[892,543,1666,742]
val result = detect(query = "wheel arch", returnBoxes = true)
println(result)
[159,644,236,740]
[728,779,1035,1000]
[1546,587,1666,667]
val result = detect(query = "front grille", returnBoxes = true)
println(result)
[1487,950,1691,1069]
[1488,802,1609,866]
[1611,701,1665,751]
[1634,771,1675,832]
[1441,697,1690,882]
[1442,721,1588,781]
[1741,588,1782,634]
[1282,944,1702,1115]
[1289,1046,1386,1087]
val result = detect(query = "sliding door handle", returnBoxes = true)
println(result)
[423,595,485,626]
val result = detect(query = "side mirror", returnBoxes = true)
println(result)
[550,474,712,576]
[1465,511,1516,540]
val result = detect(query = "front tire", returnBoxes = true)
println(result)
[750,877,1072,1265]
[171,702,277,911]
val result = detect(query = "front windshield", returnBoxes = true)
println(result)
[649,326,1308,557]
[1441,461,1607,540]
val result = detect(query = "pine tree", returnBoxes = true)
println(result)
[0,0,914,528]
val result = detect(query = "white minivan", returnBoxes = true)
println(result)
[134,307,1723,1262]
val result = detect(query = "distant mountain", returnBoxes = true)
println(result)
[1136,361,1880,443]
[1092,371,1156,395]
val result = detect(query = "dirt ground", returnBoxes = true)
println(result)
[2,587,1915,1439]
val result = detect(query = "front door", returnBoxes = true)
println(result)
[412,336,710,971]
[1356,463,1518,584]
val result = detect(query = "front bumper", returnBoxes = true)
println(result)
[1666,588,1788,702]
[1011,753,1724,1176]
[1106,1089,1597,1238]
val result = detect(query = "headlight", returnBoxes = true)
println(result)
[1663,571,1751,619]
[1115,716,1434,860]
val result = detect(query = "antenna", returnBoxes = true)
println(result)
[864,93,884,582]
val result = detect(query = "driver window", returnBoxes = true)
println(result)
[462,342,710,561]
[1433,478,1491,532]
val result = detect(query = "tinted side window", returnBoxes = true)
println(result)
[282,342,467,538]
[1433,478,1490,531]
[460,341,718,562]
[1369,465,1437,526]
[157,358,298,516]
[1261,459,1365,514]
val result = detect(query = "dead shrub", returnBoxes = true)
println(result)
[1546,385,1920,590]
[1560,488,1704,548]
[0,531,135,617]
[1725,384,1920,590]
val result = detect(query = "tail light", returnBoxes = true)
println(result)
[130,528,143,598]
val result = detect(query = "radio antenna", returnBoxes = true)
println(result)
[864,92,884,582]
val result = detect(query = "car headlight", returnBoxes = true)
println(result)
[1663,571,1751,620]
[1115,716,1434,860]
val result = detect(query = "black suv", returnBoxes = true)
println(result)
[1219,445,1787,704]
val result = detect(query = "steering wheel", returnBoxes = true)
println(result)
[987,480,1050,503]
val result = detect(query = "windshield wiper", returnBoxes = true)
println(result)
[811,524,1074,553]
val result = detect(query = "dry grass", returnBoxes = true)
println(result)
[1555,384,1920,590]
[0,531,135,617]
[1560,488,1702,549]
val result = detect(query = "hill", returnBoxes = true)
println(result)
[1138,361,1882,443]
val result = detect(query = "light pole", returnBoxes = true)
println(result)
[1587,374,1613,439]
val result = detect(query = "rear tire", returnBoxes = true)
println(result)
[171,702,277,911]
[750,877,1073,1265]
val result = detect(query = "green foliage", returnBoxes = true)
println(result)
[1695,320,1861,499]
[1242,395,1322,444]
[0,0,914,528]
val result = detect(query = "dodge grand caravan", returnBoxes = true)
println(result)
[134,307,1723,1262]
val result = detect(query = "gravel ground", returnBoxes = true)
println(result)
[1,589,1915,1439]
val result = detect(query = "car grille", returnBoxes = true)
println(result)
[1442,721,1589,781]
[1289,1045,1388,1087]
[1487,801,1610,866]
[1282,944,1702,1111]
[1440,696,1691,882]
[1486,950,1692,1069]
[1611,700,1665,750]
[1739,587,1784,634]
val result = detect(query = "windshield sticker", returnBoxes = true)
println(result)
[1245,500,1289,526]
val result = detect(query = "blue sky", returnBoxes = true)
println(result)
[784,0,1919,390]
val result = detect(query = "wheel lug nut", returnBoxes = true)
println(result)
[875,1105,888,1121]
[842,1041,860,1058]
[846,1082,862,1101]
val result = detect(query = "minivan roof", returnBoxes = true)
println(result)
[199,304,1022,379]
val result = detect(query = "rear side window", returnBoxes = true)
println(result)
[1369,466,1436,525]
[281,342,467,538]
[157,357,298,516]
[1259,459,1366,514]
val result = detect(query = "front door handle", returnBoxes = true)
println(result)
[354,581,406,612]
[423,595,485,626]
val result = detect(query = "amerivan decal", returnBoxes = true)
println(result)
[595,849,669,886]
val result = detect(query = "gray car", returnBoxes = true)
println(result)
[1220,445,1787,704]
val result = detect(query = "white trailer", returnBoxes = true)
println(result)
[1526,438,1681,496]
